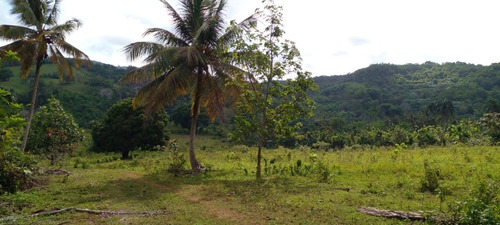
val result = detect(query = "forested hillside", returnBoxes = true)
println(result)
[2,60,499,129]
[312,62,500,124]
[0,61,135,127]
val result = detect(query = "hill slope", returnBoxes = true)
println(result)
[311,62,500,124]
[0,61,135,128]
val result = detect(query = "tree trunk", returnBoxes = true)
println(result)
[256,137,263,179]
[189,70,204,172]
[20,59,43,152]
[122,150,130,160]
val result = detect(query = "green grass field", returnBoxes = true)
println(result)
[1,134,499,224]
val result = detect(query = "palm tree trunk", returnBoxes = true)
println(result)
[20,58,43,152]
[189,70,204,172]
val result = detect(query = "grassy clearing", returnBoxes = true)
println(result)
[1,134,499,224]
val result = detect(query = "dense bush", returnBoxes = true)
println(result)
[0,89,36,194]
[27,97,84,164]
[448,120,482,145]
[414,125,442,147]
[449,181,500,224]
[91,98,170,159]
[479,113,500,144]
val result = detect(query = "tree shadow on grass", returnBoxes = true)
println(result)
[59,172,185,210]
[140,169,330,203]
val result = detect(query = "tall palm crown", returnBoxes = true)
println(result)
[123,0,254,171]
[0,0,90,152]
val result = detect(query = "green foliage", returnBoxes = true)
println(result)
[91,98,170,159]
[449,181,500,224]
[229,0,316,178]
[312,62,500,125]
[414,125,442,147]
[479,113,500,144]
[0,50,19,82]
[170,102,210,132]
[0,68,14,81]
[0,133,499,224]
[27,97,84,164]
[165,140,187,174]
[420,162,442,193]
[230,1,317,148]
[448,120,482,144]
[0,88,36,194]
[0,62,134,128]
[425,99,455,126]
[122,0,256,171]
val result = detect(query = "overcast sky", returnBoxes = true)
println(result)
[1,0,500,76]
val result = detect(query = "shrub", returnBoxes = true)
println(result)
[165,140,187,174]
[449,181,500,224]
[479,113,500,144]
[91,98,169,159]
[27,97,84,164]
[414,125,442,147]
[420,162,441,193]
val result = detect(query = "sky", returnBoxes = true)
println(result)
[1,0,500,76]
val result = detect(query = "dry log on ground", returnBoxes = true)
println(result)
[357,207,429,221]
[0,208,167,222]
[34,207,166,216]
[39,169,72,175]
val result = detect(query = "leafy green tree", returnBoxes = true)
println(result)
[0,51,21,150]
[0,88,36,194]
[230,0,317,178]
[27,97,84,164]
[91,98,170,159]
[0,0,91,152]
[121,0,255,171]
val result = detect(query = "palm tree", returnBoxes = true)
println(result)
[425,99,455,146]
[0,0,90,152]
[122,0,255,171]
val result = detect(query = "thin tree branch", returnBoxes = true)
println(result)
[0,208,168,223]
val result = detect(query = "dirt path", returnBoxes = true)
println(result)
[123,172,260,224]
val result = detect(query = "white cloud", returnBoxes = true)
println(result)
[2,0,500,75]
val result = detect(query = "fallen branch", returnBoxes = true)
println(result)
[0,207,167,222]
[39,169,72,175]
[332,187,350,192]
[38,207,166,216]
[357,207,429,221]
